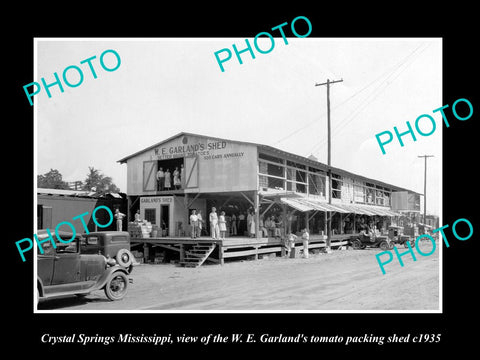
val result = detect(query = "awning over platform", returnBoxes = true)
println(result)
[280,197,401,217]
[280,197,316,212]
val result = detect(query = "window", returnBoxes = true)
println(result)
[259,157,285,190]
[259,175,268,188]
[354,185,365,203]
[55,237,78,253]
[267,163,284,178]
[332,174,342,199]
[384,192,391,206]
[295,170,306,183]
[259,153,284,164]
[308,173,326,196]
[87,236,98,245]
[268,177,284,189]
[296,183,306,193]
[144,208,156,224]
[365,183,376,204]
[259,161,285,177]
[376,190,385,205]
[287,168,295,181]
[259,161,268,175]
[40,241,55,256]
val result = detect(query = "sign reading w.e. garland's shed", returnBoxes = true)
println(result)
[118,132,258,196]
[153,139,228,160]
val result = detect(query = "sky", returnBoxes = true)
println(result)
[35,37,442,216]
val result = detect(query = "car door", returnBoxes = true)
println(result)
[37,241,55,286]
[51,237,82,286]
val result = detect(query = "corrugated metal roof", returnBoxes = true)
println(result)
[37,188,124,199]
[37,188,91,196]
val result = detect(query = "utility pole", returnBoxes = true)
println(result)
[315,78,343,250]
[418,155,434,224]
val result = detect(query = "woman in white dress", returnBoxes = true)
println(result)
[209,207,220,240]
[173,167,181,189]
[164,169,172,190]
[249,212,256,238]
[219,211,227,240]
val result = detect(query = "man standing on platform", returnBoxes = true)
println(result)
[190,209,198,239]
[209,207,220,240]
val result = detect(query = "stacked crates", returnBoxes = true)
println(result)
[128,220,153,238]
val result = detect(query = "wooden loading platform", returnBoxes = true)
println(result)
[130,234,356,268]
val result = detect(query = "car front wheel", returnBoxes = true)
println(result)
[104,271,128,301]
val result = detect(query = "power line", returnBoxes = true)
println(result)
[308,43,431,157]
[315,78,343,250]
[275,43,429,148]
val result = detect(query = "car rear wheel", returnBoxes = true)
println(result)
[379,240,389,250]
[116,249,133,268]
[104,272,128,301]
[351,239,362,250]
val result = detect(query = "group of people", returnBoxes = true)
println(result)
[156,165,185,191]
[230,210,257,237]
[189,208,258,240]
[285,228,310,259]
[262,215,284,238]
[188,209,205,239]
[189,207,228,240]
[188,207,311,258]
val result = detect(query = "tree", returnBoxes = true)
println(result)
[37,169,69,189]
[83,166,120,194]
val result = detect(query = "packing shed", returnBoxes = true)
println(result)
[117,132,421,266]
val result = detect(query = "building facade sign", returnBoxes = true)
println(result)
[140,196,173,204]
[153,136,243,160]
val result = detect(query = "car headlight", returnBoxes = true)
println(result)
[103,256,117,267]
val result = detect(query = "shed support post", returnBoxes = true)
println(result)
[179,244,185,262]
[254,190,260,239]
[305,210,310,233]
[184,194,189,237]
[219,244,224,265]
[143,242,149,263]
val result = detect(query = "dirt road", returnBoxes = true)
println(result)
[38,244,440,311]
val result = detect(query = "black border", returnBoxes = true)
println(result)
[7,4,478,355]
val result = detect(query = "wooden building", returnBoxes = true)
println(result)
[117,132,421,266]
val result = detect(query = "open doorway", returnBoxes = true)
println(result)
[160,204,169,236]
[157,158,184,191]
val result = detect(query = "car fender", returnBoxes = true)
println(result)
[93,266,130,291]
[37,277,45,297]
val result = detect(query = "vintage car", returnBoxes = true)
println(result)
[349,232,392,250]
[37,230,132,303]
[387,225,415,248]
[81,231,135,273]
